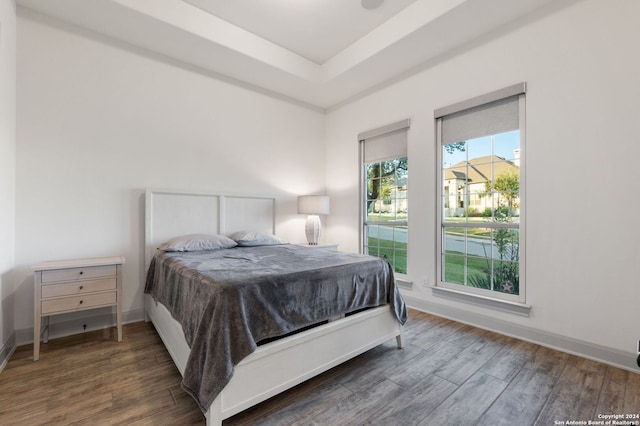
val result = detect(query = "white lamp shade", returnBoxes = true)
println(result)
[297,195,330,215]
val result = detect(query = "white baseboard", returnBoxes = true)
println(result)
[0,333,17,373]
[15,308,146,347]
[404,295,640,373]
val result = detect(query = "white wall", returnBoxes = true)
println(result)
[15,10,326,337]
[0,0,17,363]
[325,0,640,367]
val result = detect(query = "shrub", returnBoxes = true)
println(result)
[467,207,482,217]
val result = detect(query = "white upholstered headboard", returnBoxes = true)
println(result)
[145,188,276,268]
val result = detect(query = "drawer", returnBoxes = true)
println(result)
[41,291,117,315]
[41,278,116,298]
[42,265,117,283]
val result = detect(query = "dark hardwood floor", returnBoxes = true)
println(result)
[1,309,638,425]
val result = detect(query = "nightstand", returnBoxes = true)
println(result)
[32,256,125,361]
[294,243,339,251]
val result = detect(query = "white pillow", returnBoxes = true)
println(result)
[158,234,237,252]
[229,231,287,247]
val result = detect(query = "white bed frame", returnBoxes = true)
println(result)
[144,188,404,425]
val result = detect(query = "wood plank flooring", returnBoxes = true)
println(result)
[1,309,638,425]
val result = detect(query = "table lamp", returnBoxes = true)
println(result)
[297,195,330,245]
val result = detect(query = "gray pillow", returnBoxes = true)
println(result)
[229,231,287,247]
[158,234,237,252]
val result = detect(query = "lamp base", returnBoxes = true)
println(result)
[305,215,322,245]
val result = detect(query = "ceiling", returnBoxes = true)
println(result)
[17,0,561,109]
[182,0,421,64]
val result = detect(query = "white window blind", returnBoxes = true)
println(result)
[435,82,525,145]
[359,119,409,163]
[440,96,519,145]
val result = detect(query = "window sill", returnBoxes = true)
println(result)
[395,276,413,290]
[431,285,531,316]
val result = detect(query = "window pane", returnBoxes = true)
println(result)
[443,226,466,284]
[470,192,493,222]
[365,223,407,274]
[443,166,467,183]
[392,227,407,274]
[493,259,519,295]
[366,202,381,222]
[443,165,467,220]
[366,163,380,179]
[444,226,465,255]
[466,227,493,258]
[443,253,465,285]
[467,254,492,290]
[467,136,492,161]
[492,229,519,261]
[367,177,381,206]
[492,161,520,222]
[366,224,380,240]
[379,227,394,248]
[494,130,520,162]
[443,142,467,169]
[396,198,407,220]
[366,157,408,225]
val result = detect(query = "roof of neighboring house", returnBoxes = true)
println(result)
[444,155,519,184]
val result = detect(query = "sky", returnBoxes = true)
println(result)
[443,130,520,168]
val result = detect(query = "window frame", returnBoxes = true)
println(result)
[358,120,410,278]
[435,84,527,306]
[363,157,408,274]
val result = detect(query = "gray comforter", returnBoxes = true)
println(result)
[144,244,407,413]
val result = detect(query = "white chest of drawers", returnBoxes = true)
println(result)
[32,256,125,361]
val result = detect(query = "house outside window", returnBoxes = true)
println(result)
[435,84,526,305]
[359,120,410,275]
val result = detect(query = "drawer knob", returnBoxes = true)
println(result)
[79,271,84,275]
[79,300,83,304]
[79,286,84,290]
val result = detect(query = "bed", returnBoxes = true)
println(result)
[143,188,406,425]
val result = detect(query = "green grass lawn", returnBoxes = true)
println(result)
[365,235,512,291]
[444,227,492,238]
[366,237,407,274]
[444,251,520,295]
[443,252,490,285]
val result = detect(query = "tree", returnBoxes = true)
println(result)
[444,141,466,154]
[366,158,407,212]
[493,170,519,211]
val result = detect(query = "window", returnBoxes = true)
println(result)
[435,84,525,304]
[359,120,410,275]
